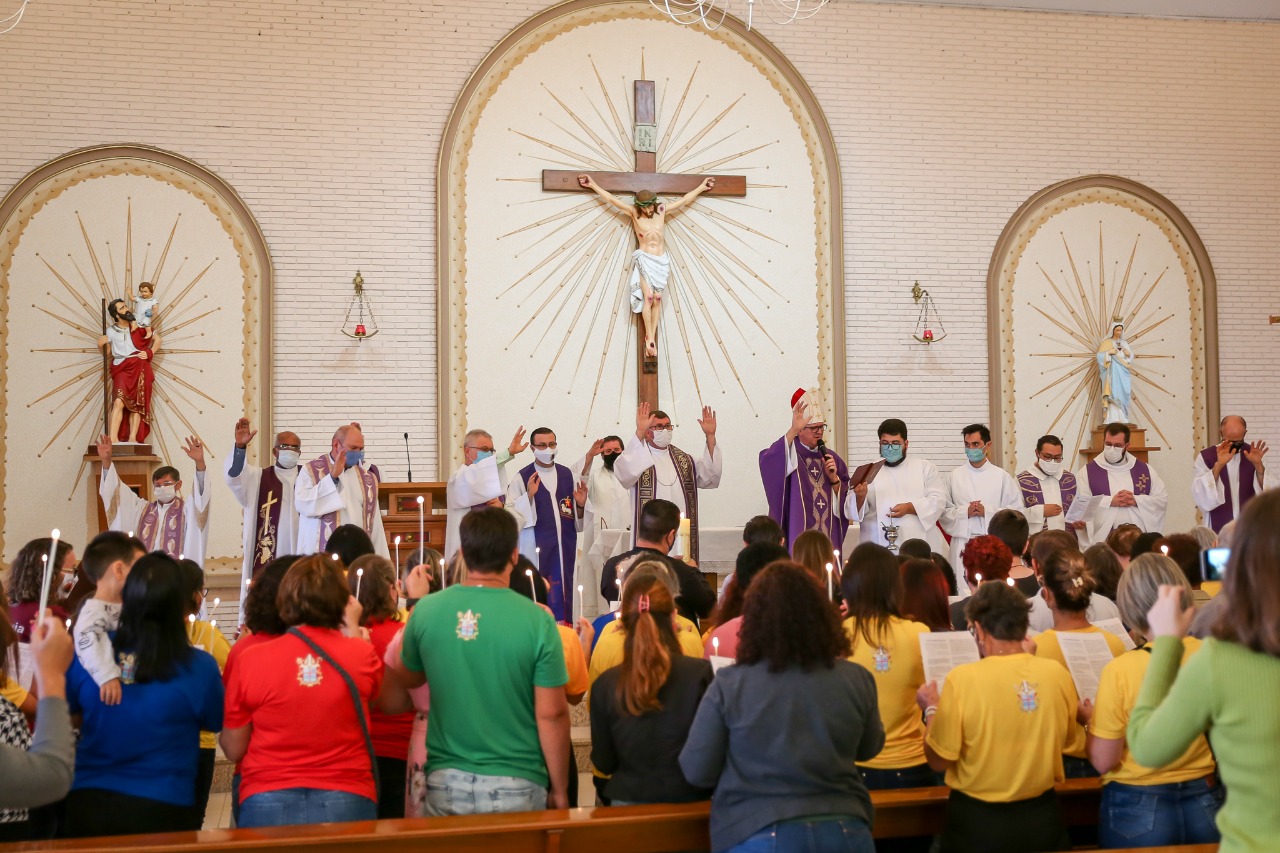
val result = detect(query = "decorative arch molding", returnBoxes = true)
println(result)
[436,0,846,484]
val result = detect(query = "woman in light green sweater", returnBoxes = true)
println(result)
[1127,489,1280,853]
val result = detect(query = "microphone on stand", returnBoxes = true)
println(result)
[404,432,413,481]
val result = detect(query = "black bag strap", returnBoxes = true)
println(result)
[287,627,380,798]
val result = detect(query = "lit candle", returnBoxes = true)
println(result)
[439,558,446,588]
[37,530,60,617]
[394,535,401,572]
[417,495,425,555]
[678,513,691,557]
[211,619,218,629]
[975,572,983,584]
[825,562,834,601]
[188,614,196,624]
[525,568,536,599]
[1006,577,1015,587]
[356,567,364,598]
[331,553,340,563]
[212,597,220,610]
[64,619,71,629]
[127,530,134,538]
[1160,545,1169,556]
[179,553,185,561]
[712,636,720,657]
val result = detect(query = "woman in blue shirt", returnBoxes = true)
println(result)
[63,552,224,837]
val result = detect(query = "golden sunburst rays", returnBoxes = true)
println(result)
[499,56,785,430]
[26,200,223,489]
[1027,224,1177,456]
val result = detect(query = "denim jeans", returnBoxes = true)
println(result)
[1098,778,1223,849]
[424,768,547,816]
[726,817,875,853]
[238,788,377,828]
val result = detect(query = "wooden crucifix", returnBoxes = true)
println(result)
[542,79,746,408]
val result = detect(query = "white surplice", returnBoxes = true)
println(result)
[1019,466,1068,532]
[1191,451,1263,525]
[572,454,633,618]
[506,462,583,575]
[613,435,722,558]
[99,464,211,565]
[1072,454,1168,545]
[844,456,945,548]
[941,461,1023,594]
[443,453,533,560]
[224,449,300,623]
[294,454,390,558]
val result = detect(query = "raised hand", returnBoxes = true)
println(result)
[528,472,541,498]
[1245,439,1269,468]
[342,595,364,638]
[788,400,809,439]
[698,406,717,437]
[181,435,206,471]
[234,417,257,449]
[95,433,113,467]
[1214,439,1238,469]
[331,444,348,477]
[585,438,605,460]
[509,426,528,456]
[405,564,433,600]
[1146,584,1194,638]
[636,402,653,439]
[574,480,588,508]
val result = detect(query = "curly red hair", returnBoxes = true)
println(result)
[961,534,1013,586]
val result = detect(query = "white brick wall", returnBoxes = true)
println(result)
[2,1,1276,523]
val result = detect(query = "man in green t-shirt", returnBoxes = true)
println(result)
[394,507,570,814]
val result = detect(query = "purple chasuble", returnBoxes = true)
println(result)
[1086,459,1152,497]
[1199,447,1258,532]
[520,462,577,622]
[250,465,285,577]
[1017,470,1078,517]
[759,435,849,548]
[138,498,186,558]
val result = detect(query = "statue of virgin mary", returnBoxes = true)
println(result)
[1096,320,1134,423]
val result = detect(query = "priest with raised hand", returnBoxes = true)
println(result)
[443,427,535,560]
[940,423,1022,594]
[505,427,583,622]
[1192,414,1267,532]
[614,403,722,563]
[573,435,631,619]
[846,418,945,550]
[294,422,389,558]
[1016,434,1083,534]
[96,432,211,564]
[759,388,848,549]
[1072,422,1168,544]
[225,417,302,624]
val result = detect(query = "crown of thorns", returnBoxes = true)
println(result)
[634,191,658,206]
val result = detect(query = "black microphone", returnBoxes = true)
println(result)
[404,432,413,481]
[816,438,830,459]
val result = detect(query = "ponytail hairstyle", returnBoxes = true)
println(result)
[348,555,399,625]
[616,575,680,717]
[1041,548,1095,613]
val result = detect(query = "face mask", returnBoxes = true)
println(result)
[880,444,904,464]
[473,449,494,463]
[650,430,673,449]
[344,450,364,468]
[1103,446,1126,465]
[601,452,620,470]
[153,484,177,504]
[276,449,300,469]
[533,448,556,465]
[964,447,986,464]
[1038,459,1062,478]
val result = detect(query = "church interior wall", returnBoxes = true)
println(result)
[1,0,1276,556]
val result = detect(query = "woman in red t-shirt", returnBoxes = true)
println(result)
[348,555,415,819]
[222,554,389,828]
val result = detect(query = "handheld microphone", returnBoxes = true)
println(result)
[404,432,413,481]
[816,438,830,459]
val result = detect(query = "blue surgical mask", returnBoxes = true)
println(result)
[965,447,986,463]
[344,450,364,468]
[474,449,494,463]
[880,444,904,464]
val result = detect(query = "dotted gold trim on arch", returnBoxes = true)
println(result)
[436,0,844,471]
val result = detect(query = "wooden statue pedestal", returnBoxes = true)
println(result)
[1079,424,1160,464]
[82,446,161,535]
[378,482,448,560]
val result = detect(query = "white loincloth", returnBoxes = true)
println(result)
[629,250,670,314]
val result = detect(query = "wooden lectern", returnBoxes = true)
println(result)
[1079,424,1160,464]
[378,482,448,558]
[83,445,161,534]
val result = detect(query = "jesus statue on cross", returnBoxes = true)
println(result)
[577,173,715,358]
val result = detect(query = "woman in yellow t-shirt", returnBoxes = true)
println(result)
[1082,553,1221,849]
[917,581,1076,853]
[842,543,933,790]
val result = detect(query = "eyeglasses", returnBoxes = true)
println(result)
[532,442,558,449]
[651,425,675,432]
[465,445,495,453]
[1039,454,1064,463]
[275,443,301,451]
[879,441,904,448]
[802,424,827,432]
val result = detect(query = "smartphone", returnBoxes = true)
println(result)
[1200,547,1230,582]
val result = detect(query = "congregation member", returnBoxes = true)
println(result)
[222,556,295,684]
[988,509,1036,595]
[601,499,715,627]
[1016,435,1081,533]
[949,535,1012,630]
[702,542,789,659]
[443,426,533,560]
[393,508,571,813]
[917,582,1077,853]
[1071,423,1168,544]
[899,558,953,632]
[1127,490,1280,853]
[715,516,785,599]
[1105,523,1142,569]
[1129,530,1163,559]
[179,559,231,824]
[1083,542,1125,603]
[614,403,722,562]
[847,419,946,550]
[224,417,302,624]
[1191,415,1267,532]
[842,543,933,790]
[325,523,377,568]
[1158,534,1213,609]
[96,433,212,563]
[70,532,145,710]
[7,536,75,642]
[64,553,224,838]
[401,546,445,599]
[681,562,884,853]
[1027,530,1122,632]
[758,388,848,548]
[590,574,713,807]
[941,424,1022,593]
[222,554,390,828]
[507,427,583,622]
[1187,524,1218,551]
[0,613,73,815]
[0,596,33,840]
[1083,554,1221,849]
[592,562,706,681]
[791,529,841,601]
[295,423,389,558]
[574,435,631,618]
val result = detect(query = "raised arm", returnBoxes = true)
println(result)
[578,174,633,215]
[664,176,715,214]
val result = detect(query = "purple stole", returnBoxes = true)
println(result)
[1017,470,1077,517]
[520,463,577,622]
[138,498,186,558]
[1199,447,1258,532]
[634,445,701,563]
[759,436,848,548]
[306,456,379,551]
[1086,459,1152,497]
[250,466,285,576]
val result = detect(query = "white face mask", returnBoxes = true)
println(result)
[533,448,556,465]
[276,449,300,469]
[1038,459,1062,478]
[650,430,673,449]
[153,484,177,504]
[1102,445,1126,465]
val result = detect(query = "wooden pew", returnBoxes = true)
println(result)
[0,778,1127,853]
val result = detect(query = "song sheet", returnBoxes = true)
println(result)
[919,632,981,691]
